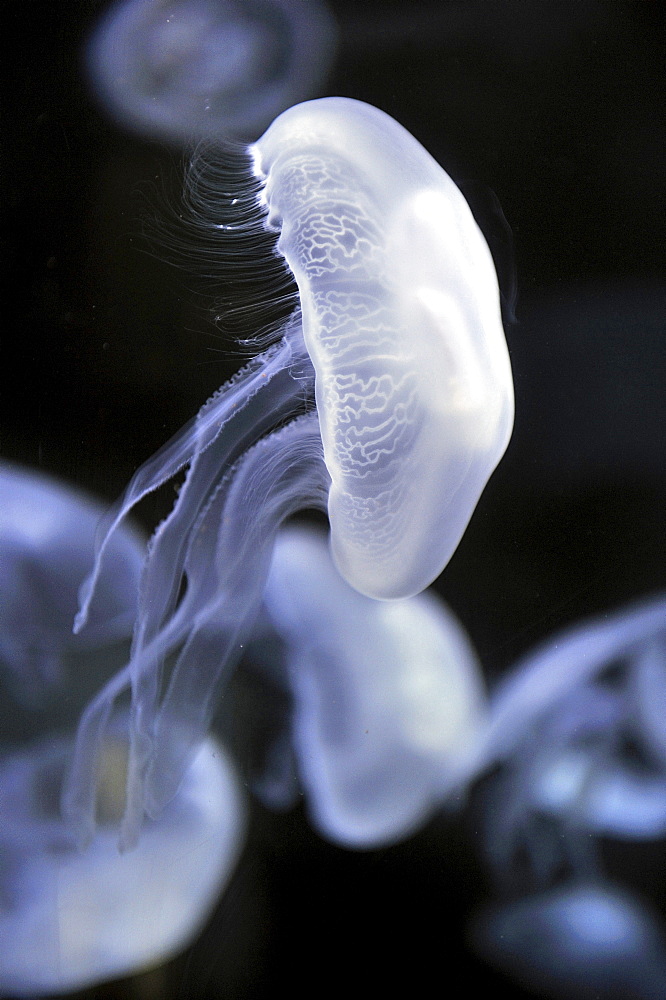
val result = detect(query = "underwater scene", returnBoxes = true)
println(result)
[3,1,665,997]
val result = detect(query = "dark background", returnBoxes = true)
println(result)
[2,1,665,997]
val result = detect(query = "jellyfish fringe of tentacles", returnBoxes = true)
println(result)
[63,97,514,849]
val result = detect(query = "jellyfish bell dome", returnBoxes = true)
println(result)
[0,721,244,996]
[259,524,488,848]
[253,97,514,600]
[0,462,145,703]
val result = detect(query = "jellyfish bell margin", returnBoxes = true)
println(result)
[64,96,514,849]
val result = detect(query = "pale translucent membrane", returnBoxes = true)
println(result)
[66,97,512,845]
[0,723,244,996]
[87,0,337,143]
[0,462,145,703]
[470,883,666,1000]
[253,97,514,599]
[262,525,487,848]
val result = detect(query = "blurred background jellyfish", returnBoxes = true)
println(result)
[0,462,145,709]
[64,95,513,850]
[86,0,338,143]
[474,593,666,890]
[466,594,666,997]
[0,464,245,995]
[247,524,486,848]
[469,882,666,1000]
[0,719,245,996]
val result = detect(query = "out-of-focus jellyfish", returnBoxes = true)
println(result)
[0,718,244,996]
[249,524,486,848]
[65,96,514,848]
[0,462,145,706]
[469,882,666,1000]
[472,593,666,889]
[86,0,338,143]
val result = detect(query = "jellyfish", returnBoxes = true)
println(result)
[64,96,513,848]
[469,881,666,1000]
[246,524,487,848]
[0,462,145,706]
[0,718,244,996]
[470,593,666,889]
[86,0,338,143]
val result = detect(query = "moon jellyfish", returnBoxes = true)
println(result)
[470,882,666,1000]
[0,462,145,705]
[65,96,513,848]
[251,525,486,848]
[87,0,338,143]
[472,593,666,889]
[0,720,244,996]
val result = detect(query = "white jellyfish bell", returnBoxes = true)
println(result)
[0,719,244,996]
[253,524,487,848]
[86,0,338,143]
[64,97,514,849]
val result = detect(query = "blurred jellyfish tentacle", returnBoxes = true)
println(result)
[478,592,666,768]
[630,638,666,767]
[0,463,145,706]
[0,720,244,996]
[469,882,666,1000]
[258,525,487,848]
[67,96,513,844]
[87,0,338,144]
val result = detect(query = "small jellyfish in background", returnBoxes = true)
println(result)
[248,524,486,848]
[0,462,145,707]
[469,882,666,1000]
[65,96,514,849]
[474,593,666,889]
[86,0,338,143]
[0,718,244,996]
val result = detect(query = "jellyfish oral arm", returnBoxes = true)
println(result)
[75,324,310,636]
[64,414,328,848]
